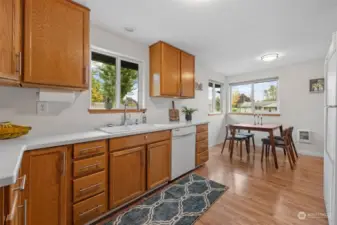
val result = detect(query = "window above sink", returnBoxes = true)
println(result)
[89,46,146,114]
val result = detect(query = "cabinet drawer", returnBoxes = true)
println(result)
[73,155,106,178]
[196,131,208,142]
[109,134,146,152]
[196,124,208,133]
[73,171,106,203]
[196,150,209,166]
[73,192,107,225]
[196,139,208,154]
[74,140,107,159]
[146,130,171,144]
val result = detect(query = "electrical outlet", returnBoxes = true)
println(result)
[37,101,48,115]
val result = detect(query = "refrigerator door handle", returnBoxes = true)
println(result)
[327,105,337,108]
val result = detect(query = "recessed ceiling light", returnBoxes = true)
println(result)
[124,27,136,33]
[261,53,279,62]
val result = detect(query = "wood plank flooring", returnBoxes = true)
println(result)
[96,144,328,225]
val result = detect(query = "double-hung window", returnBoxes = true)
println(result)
[208,81,223,114]
[230,78,279,114]
[90,48,142,110]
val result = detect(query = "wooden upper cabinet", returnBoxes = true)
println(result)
[0,0,22,85]
[109,146,146,209]
[21,146,71,225]
[147,140,171,190]
[150,41,195,98]
[181,51,195,98]
[161,43,181,96]
[23,0,90,89]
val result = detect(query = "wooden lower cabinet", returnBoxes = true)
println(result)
[147,140,171,189]
[4,183,23,225]
[21,146,72,225]
[1,187,4,225]
[109,146,146,209]
[73,193,107,225]
[196,124,209,166]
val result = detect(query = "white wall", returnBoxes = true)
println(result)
[0,25,226,147]
[226,59,325,157]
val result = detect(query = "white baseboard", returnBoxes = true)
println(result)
[297,149,324,157]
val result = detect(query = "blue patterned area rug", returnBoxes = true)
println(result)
[104,173,228,225]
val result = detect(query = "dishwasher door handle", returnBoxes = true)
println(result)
[173,133,195,139]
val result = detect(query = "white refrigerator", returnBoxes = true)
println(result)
[324,31,337,225]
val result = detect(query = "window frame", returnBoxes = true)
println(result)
[208,80,224,115]
[89,46,145,113]
[228,78,280,115]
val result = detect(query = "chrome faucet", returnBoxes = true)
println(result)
[123,98,139,126]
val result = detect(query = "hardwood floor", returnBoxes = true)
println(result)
[96,144,328,225]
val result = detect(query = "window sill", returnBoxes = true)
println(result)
[208,113,224,116]
[228,113,281,117]
[88,109,147,114]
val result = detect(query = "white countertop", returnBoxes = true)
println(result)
[0,121,208,187]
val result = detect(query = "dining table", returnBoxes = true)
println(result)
[229,123,283,169]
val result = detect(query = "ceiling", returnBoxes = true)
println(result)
[76,0,337,76]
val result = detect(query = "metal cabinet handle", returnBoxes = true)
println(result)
[79,162,101,172]
[15,52,22,75]
[79,183,102,193]
[79,204,103,217]
[6,193,19,221]
[62,152,66,176]
[13,175,26,191]
[83,66,89,85]
[17,200,27,225]
[79,146,103,155]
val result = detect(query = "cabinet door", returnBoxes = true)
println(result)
[180,51,195,98]
[23,0,89,89]
[147,140,171,189]
[161,43,181,96]
[0,0,21,84]
[109,146,146,209]
[21,146,71,225]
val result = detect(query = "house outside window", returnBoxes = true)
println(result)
[208,80,224,114]
[230,78,279,114]
[90,47,143,110]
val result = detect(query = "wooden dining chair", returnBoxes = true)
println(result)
[261,128,296,169]
[221,125,249,158]
[268,126,298,158]
[237,130,255,152]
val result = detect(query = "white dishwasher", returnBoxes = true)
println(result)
[171,126,196,180]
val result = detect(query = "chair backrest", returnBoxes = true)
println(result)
[225,124,235,137]
[282,128,292,146]
[289,126,294,139]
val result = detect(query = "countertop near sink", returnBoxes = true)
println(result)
[0,121,209,187]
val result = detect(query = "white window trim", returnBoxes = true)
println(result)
[208,80,224,115]
[228,77,280,114]
[89,45,145,109]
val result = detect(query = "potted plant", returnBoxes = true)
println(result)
[181,106,198,121]
[105,97,113,109]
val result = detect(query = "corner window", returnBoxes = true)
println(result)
[230,79,279,114]
[90,50,141,110]
[208,81,223,114]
